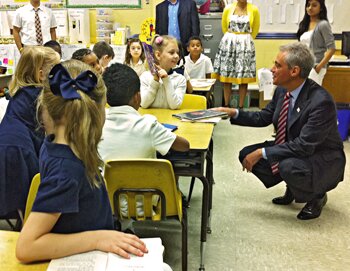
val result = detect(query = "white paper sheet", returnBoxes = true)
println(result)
[47,238,165,271]
[291,4,300,24]
[280,4,287,24]
[258,68,275,101]
[106,238,164,271]
[47,251,108,271]
[327,4,334,24]
[266,6,273,24]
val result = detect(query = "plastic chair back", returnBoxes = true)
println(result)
[104,159,182,221]
[180,94,207,109]
[23,173,40,224]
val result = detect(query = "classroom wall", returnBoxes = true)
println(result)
[90,0,163,43]
[255,40,342,70]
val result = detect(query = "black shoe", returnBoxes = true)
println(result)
[297,194,327,220]
[272,187,294,205]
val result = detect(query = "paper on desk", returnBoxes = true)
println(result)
[190,79,216,88]
[106,238,164,271]
[47,238,164,271]
[47,251,107,271]
[180,116,222,123]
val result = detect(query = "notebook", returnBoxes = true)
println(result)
[162,123,178,131]
[172,109,227,121]
[142,42,158,76]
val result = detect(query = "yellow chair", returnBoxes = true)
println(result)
[23,173,41,224]
[104,159,188,271]
[179,94,207,110]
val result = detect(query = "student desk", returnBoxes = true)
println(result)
[190,79,216,108]
[0,230,49,271]
[323,66,350,104]
[0,74,12,89]
[139,108,215,270]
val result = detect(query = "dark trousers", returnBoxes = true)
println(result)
[239,141,316,202]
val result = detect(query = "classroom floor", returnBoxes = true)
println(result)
[1,110,349,271]
[180,114,350,271]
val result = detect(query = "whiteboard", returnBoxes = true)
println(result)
[251,0,348,34]
[66,0,141,8]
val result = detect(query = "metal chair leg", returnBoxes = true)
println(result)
[187,177,196,207]
[199,241,206,271]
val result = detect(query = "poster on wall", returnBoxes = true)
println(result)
[66,0,141,8]
[0,0,65,9]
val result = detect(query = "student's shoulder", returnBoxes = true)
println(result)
[317,20,332,29]
[200,54,212,62]
[140,70,153,80]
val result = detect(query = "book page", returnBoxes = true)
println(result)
[47,251,108,271]
[106,238,164,271]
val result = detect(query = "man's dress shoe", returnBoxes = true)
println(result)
[272,187,294,205]
[297,194,328,220]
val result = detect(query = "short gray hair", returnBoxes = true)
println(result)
[279,42,315,79]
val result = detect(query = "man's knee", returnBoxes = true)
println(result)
[279,158,311,181]
[239,148,248,163]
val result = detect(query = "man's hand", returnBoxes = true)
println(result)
[242,149,263,172]
[210,107,237,118]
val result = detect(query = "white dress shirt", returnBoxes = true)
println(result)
[13,3,57,45]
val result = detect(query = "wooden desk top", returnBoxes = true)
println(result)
[327,66,350,71]
[0,230,49,271]
[139,108,214,151]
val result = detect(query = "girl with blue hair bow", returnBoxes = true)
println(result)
[16,60,149,263]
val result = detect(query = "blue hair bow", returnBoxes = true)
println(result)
[48,63,97,100]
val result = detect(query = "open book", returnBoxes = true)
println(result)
[172,109,227,121]
[142,42,158,76]
[47,238,164,271]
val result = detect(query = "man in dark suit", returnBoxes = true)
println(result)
[156,0,200,47]
[213,42,346,220]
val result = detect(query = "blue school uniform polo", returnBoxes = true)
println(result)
[33,135,114,233]
[0,86,44,216]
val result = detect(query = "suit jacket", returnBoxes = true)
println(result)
[156,0,200,46]
[231,79,345,193]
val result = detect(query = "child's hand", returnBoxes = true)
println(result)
[155,64,168,79]
[95,230,148,258]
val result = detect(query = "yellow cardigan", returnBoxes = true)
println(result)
[221,2,260,39]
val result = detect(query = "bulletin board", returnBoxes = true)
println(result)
[250,0,347,34]
[65,0,141,8]
[0,0,141,9]
[0,0,65,9]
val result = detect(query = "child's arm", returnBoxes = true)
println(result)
[162,75,187,110]
[205,56,214,79]
[186,80,193,94]
[171,135,190,152]
[140,72,160,108]
[16,212,147,263]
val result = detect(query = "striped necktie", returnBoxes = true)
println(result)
[271,91,291,175]
[34,8,43,45]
